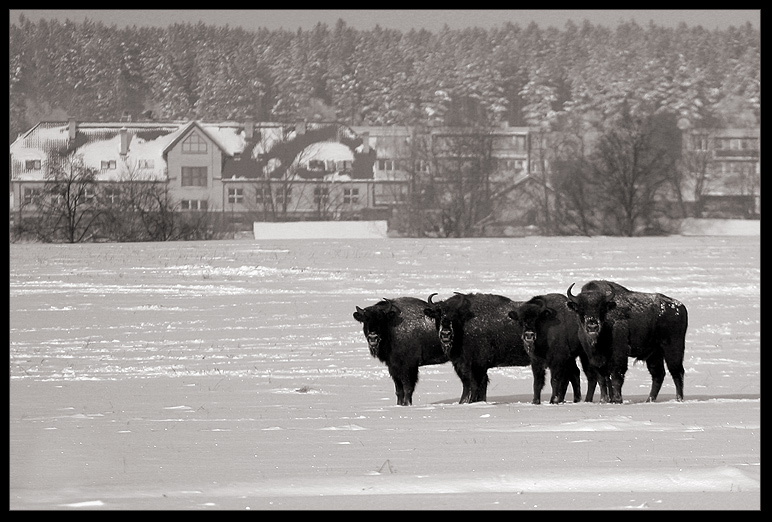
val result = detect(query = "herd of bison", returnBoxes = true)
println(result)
[353,280,687,406]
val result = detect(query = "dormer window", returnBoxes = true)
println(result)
[25,160,41,171]
[182,133,208,154]
[138,159,154,169]
[101,160,117,170]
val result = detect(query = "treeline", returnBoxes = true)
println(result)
[10,15,760,141]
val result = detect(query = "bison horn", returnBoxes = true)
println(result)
[427,293,438,304]
[566,283,578,303]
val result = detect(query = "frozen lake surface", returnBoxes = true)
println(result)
[9,236,760,510]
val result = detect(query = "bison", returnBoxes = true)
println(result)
[353,297,448,405]
[566,280,688,403]
[423,292,530,404]
[507,293,602,404]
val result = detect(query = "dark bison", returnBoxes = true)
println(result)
[566,280,688,403]
[423,292,530,403]
[353,297,448,406]
[507,293,602,404]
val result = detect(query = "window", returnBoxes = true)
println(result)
[344,188,359,204]
[691,135,709,151]
[228,188,244,204]
[275,187,292,205]
[25,160,41,171]
[181,166,207,187]
[181,199,208,211]
[415,160,430,173]
[101,160,117,170]
[104,187,120,204]
[378,159,395,171]
[83,187,95,203]
[308,160,325,171]
[314,186,329,204]
[255,187,268,204]
[182,133,208,153]
[138,159,154,169]
[495,159,525,171]
[23,187,41,205]
[374,184,407,205]
[337,160,352,171]
[741,138,758,151]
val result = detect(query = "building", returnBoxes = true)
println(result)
[681,127,760,218]
[10,119,546,237]
[9,119,398,233]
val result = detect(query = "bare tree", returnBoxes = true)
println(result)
[96,159,166,241]
[247,124,317,221]
[675,144,712,218]
[410,125,495,237]
[34,153,101,243]
[585,109,679,236]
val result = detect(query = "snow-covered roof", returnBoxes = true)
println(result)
[10,120,370,181]
[294,142,355,164]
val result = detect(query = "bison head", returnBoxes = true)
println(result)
[353,299,400,357]
[507,296,556,357]
[565,283,616,346]
[423,292,474,355]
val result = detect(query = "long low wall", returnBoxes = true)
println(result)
[679,218,760,236]
[254,220,389,239]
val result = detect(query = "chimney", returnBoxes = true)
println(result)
[68,118,77,142]
[361,132,370,154]
[119,127,130,156]
[245,120,254,140]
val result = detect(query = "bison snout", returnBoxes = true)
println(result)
[522,331,536,342]
[438,326,453,353]
[366,333,380,355]
[585,318,600,333]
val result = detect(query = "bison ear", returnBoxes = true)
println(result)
[507,310,519,321]
[566,301,578,312]
[606,301,617,311]
[353,306,365,322]
[424,307,436,319]
[541,307,557,319]
[386,309,399,321]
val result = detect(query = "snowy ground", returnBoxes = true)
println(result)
[9,236,760,510]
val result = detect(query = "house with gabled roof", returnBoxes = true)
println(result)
[10,119,398,231]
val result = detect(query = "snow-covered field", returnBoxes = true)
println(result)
[9,236,760,510]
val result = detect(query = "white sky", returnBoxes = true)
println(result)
[9,9,760,32]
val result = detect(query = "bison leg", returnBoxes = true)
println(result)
[645,355,666,402]
[578,355,599,402]
[531,361,546,405]
[390,365,418,406]
[392,378,406,406]
[452,363,472,404]
[468,366,489,403]
[568,361,582,403]
[548,367,566,404]
[598,374,610,403]
[609,370,625,403]
[665,355,685,402]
